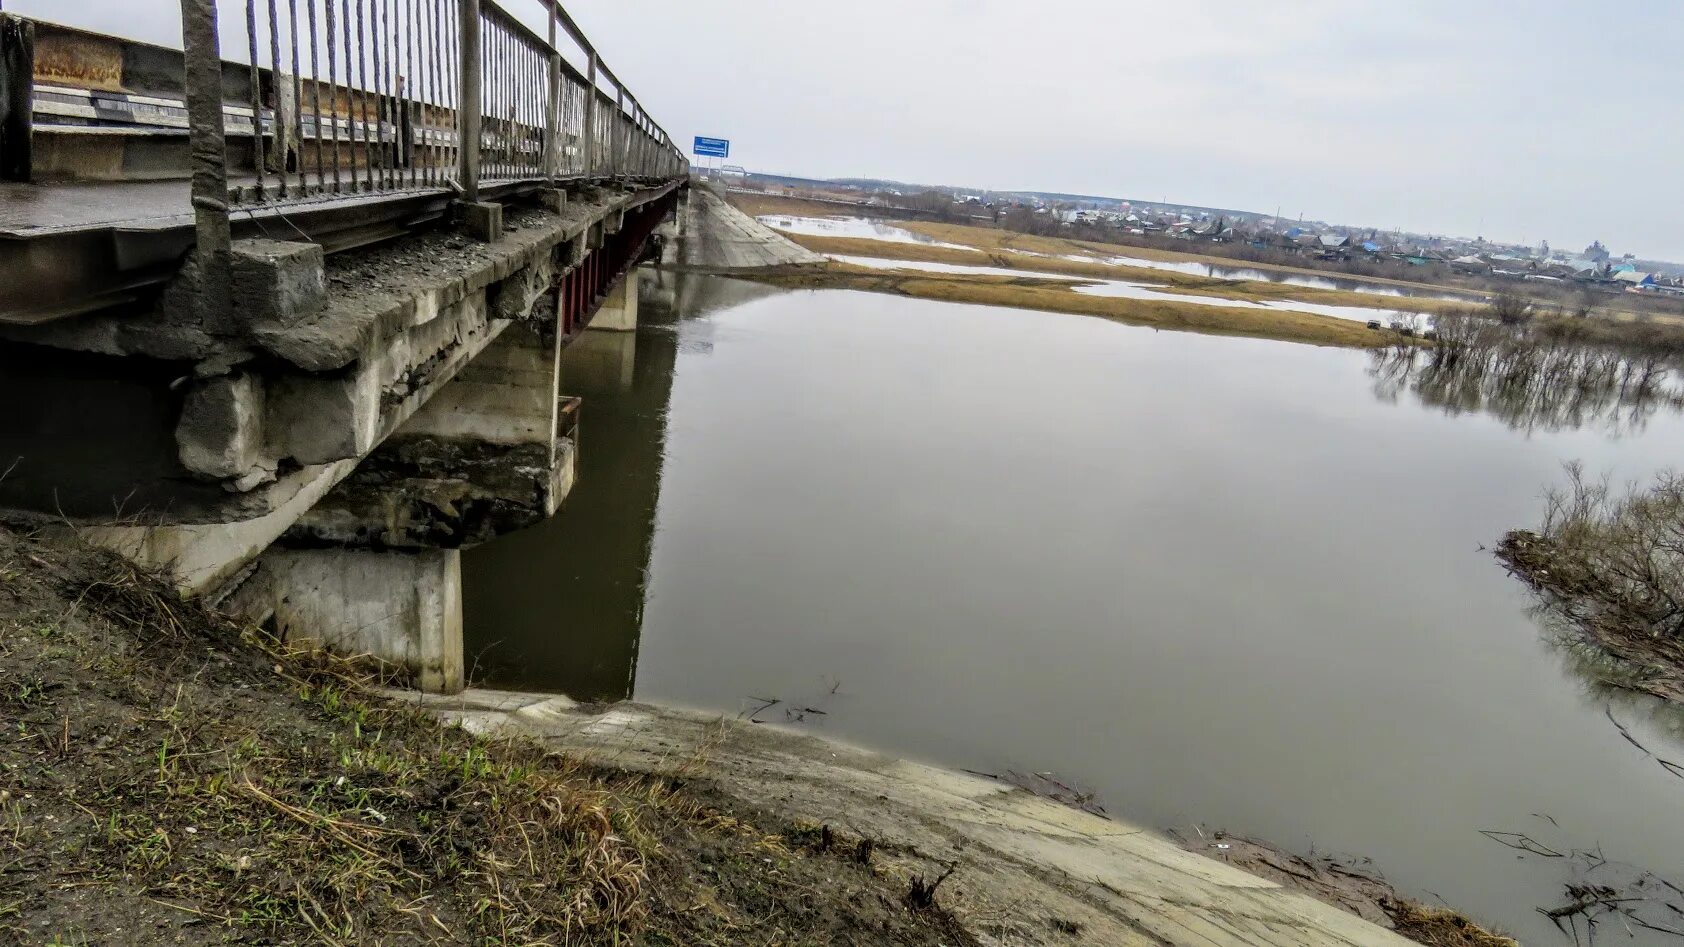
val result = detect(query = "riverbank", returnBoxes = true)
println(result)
[775,230,1464,317]
[401,689,1512,946]
[0,527,973,945]
[730,191,1684,327]
[732,260,1409,349]
[683,188,1423,349]
[0,526,1514,945]
[729,191,1484,304]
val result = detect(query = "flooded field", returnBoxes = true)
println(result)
[832,251,1415,325]
[756,214,969,248]
[762,213,1476,305]
[1070,275,1413,324]
[465,271,1684,945]
[828,254,1078,280]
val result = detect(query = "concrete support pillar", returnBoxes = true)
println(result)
[563,327,636,392]
[262,547,464,694]
[592,272,638,332]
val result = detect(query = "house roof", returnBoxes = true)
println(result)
[1320,234,1350,247]
[1614,270,1654,284]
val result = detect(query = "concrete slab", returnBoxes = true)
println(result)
[675,185,823,270]
[398,690,1416,947]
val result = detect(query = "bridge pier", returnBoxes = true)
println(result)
[566,268,659,389]
[257,547,466,694]
[226,316,578,693]
[592,266,640,332]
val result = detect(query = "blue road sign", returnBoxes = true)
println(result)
[693,136,730,158]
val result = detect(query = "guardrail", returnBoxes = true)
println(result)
[177,0,683,256]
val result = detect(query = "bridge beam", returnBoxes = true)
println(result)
[277,316,582,551]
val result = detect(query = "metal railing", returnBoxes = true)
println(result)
[177,0,684,229]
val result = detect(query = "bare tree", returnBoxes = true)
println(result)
[1490,292,1536,325]
[1498,465,1684,701]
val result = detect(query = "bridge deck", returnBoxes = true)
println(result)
[0,180,202,236]
[0,175,615,323]
[0,176,576,238]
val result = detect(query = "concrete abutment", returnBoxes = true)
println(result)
[255,547,466,694]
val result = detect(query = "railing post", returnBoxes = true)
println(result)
[582,51,597,178]
[458,0,482,202]
[612,87,623,178]
[179,0,233,318]
[0,14,36,182]
[545,14,560,183]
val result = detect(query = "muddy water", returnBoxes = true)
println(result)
[465,272,1684,945]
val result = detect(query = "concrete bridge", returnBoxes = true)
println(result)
[0,2,692,693]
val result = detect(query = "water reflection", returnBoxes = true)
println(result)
[460,271,779,699]
[1369,318,1684,436]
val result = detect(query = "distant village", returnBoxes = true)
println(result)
[1037,201,1683,297]
[725,168,1683,299]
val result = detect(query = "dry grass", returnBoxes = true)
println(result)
[1384,900,1520,947]
[777,230,1466,319]
[727,190,1684,326]
[898,219,1489,303]
[738,260,1410,350]
[0,528,977,946]
[722,191,881,219]
[895,218,1678,326]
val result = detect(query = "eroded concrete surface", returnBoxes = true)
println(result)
[401,688,1412,946]
[676,185,823,270]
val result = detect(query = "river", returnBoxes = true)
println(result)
[464,270,1684,945]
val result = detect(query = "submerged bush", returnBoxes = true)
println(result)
[1370,311,1684,435]
[1498,463,1684,702]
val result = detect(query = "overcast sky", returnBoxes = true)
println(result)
[19,1,1681,259]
